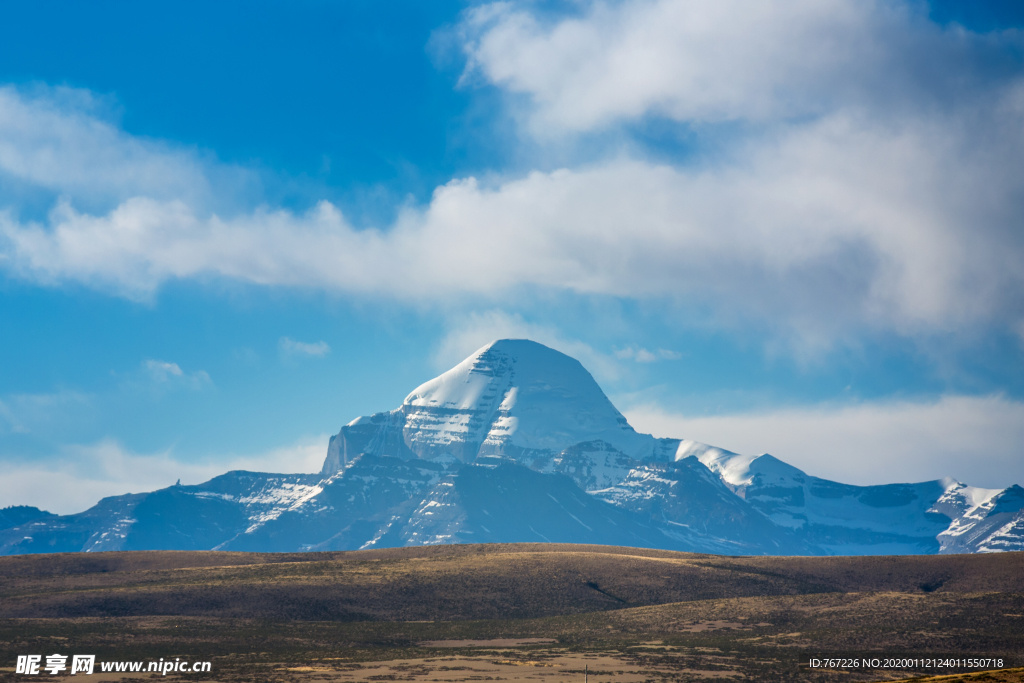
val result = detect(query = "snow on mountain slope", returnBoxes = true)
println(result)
[544,440,642,491]
[314,340,1021,556]
[594,456,811,554]
[4,339,1020,557]
[937,485,1024,553]
[687,439,1024,555]
[183,472,325,534]
[683,440,760,490]
[221,455,448,552]
[686,441,956,554]
[395,461,682,550]
[929,481,1004,519]
[0,472,328,555]
[0,493,147,555]
[323,340,657,473]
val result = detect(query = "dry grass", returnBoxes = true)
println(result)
[1,544,1020,621]
[0,544,1020,683]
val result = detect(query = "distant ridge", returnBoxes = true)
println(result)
[0,506,55,531]
[2,340,1021,556]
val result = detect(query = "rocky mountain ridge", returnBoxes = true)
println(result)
[2,339,1021,556]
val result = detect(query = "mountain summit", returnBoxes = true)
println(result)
[2,340,1022,556]
[322,340,657,474]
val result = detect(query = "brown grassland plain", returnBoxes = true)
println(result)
[0,544,1020,683]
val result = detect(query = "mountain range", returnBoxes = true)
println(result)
[2,339,1021,556]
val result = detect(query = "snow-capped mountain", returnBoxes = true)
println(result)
[2,339,1021,556]
[321,340,665,474]
[935,484,1024,553]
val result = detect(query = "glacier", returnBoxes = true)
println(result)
[2,339,1021,556]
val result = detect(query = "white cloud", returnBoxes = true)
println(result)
[142,359,211,389]
[614,346,681,362]
[278,337,331,358]
[3,113,1021,338]
[0,434,330,516]
[0,7,1021,345]
[0,390,93,435]
[459,0,1019,132]
[143,359,183,380]
[623,395,1024,489]
[0,400,17,432]
[0,85,231,209]
[460,0,874,131]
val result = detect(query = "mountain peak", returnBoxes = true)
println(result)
[322,339,656,474]
[405,339,591,410]
[7,339,1023,557]
[402,338,653,462]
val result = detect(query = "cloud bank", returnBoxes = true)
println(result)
[3,132,1023,337]
[459,0,1020,131]
[0,1,1022,346]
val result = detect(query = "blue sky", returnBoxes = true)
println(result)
[2,0,1023,513]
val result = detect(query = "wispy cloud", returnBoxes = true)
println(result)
[143,359,184,381]
[142,359,211,389]
[0,85,249,211]
[278,337,330,358]
[614,346,681,363]
[623,395,1024,490]
[0,434,330,516]
[0,390,94,435]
